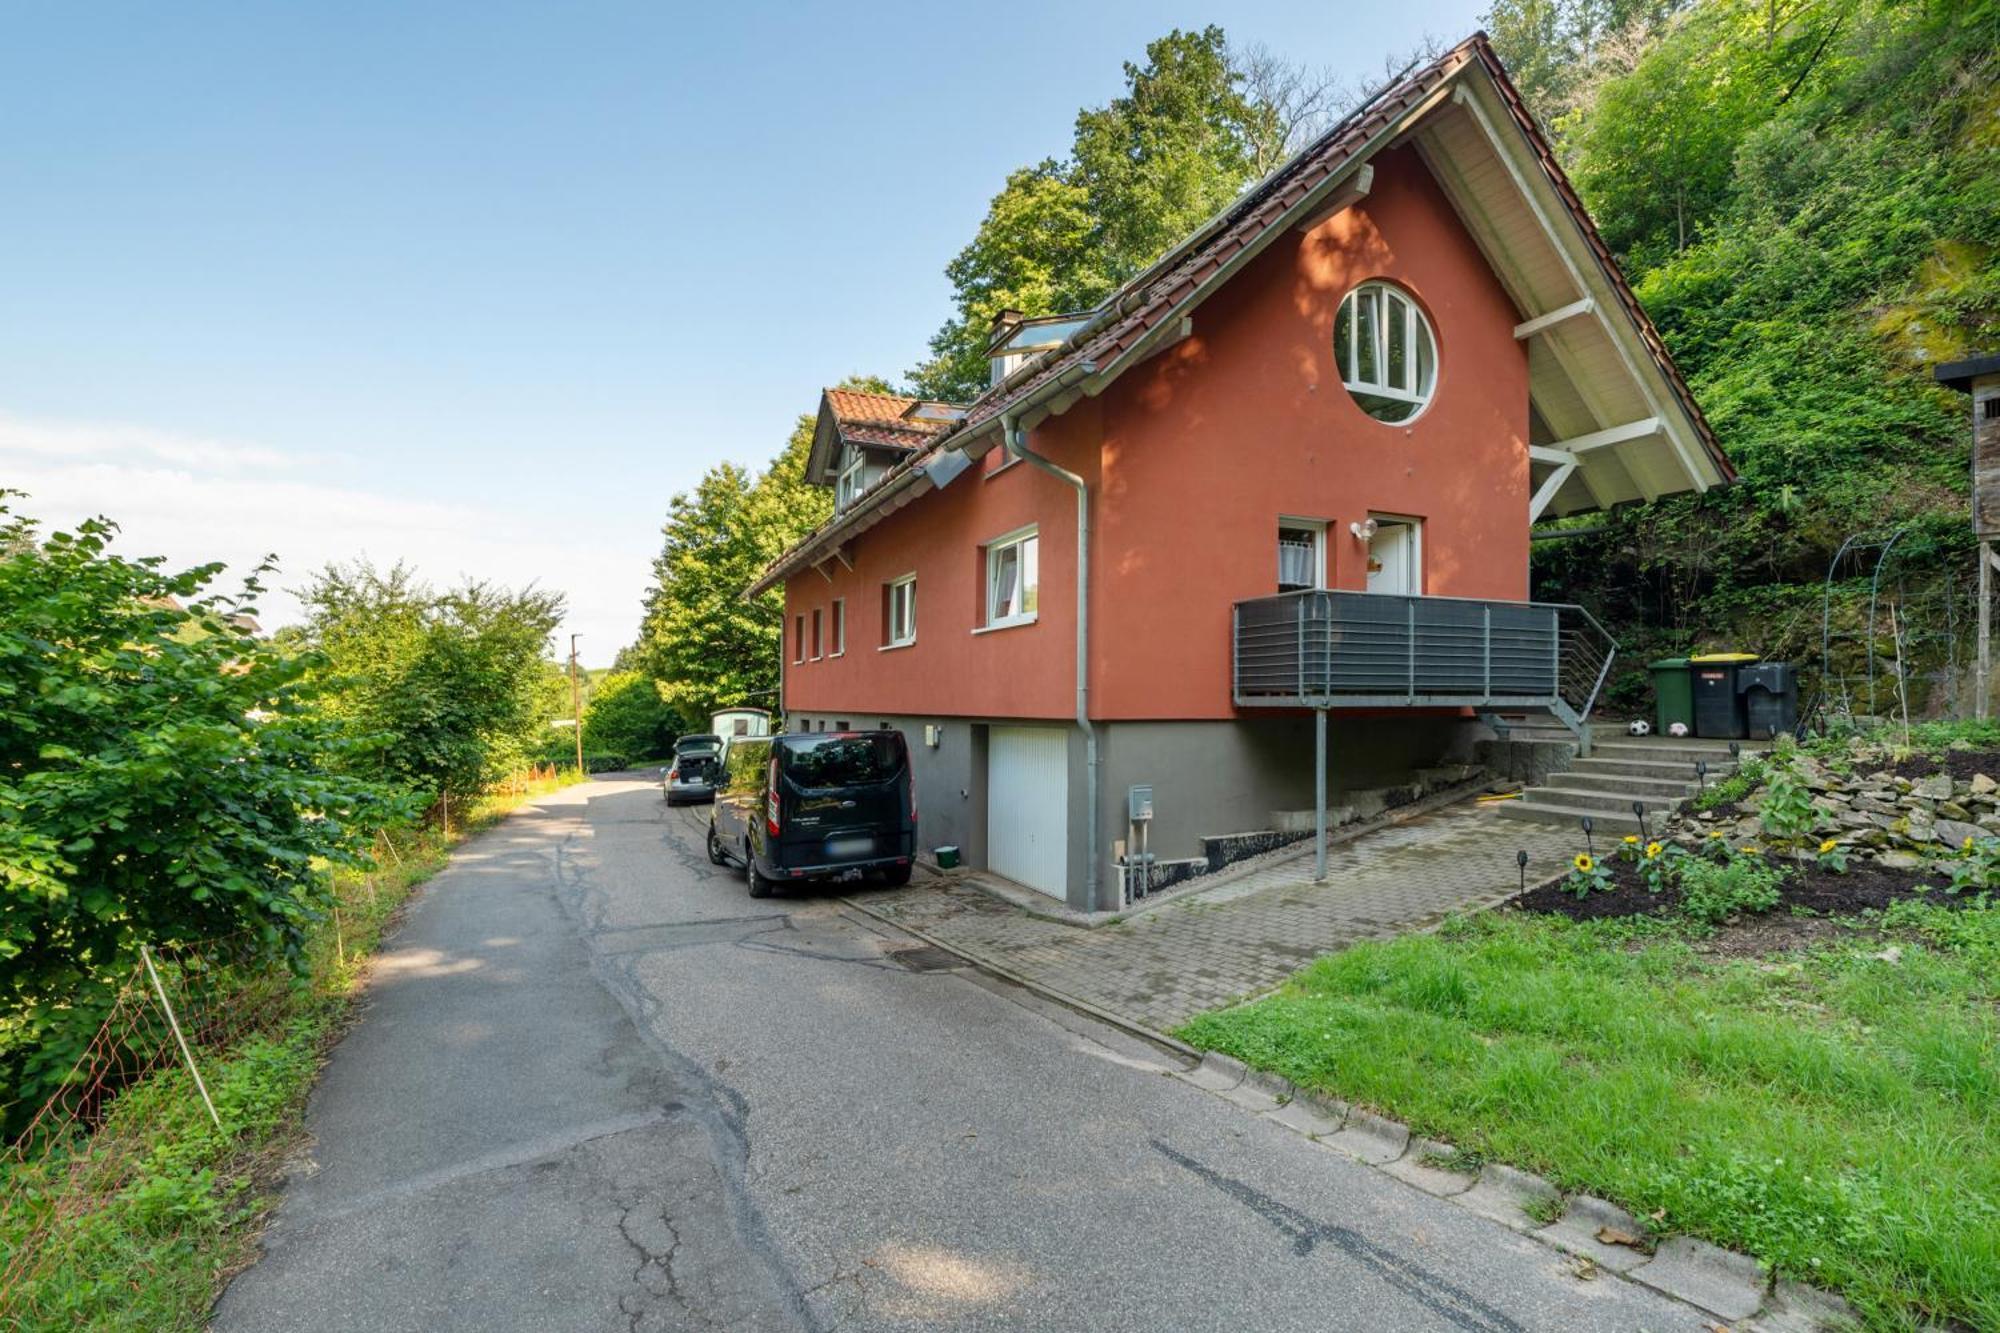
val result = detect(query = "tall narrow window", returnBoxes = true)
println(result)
[793,614,805,665]
[1334,281,1437,423]
[829,599,845,656]
[810,608,823,660]
[1277,523,1323,592]
[883,575,916,648]
[983,528,1039,628]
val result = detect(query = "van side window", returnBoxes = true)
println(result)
[724,741,769,796]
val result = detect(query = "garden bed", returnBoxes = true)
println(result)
[1512,851,1974,922]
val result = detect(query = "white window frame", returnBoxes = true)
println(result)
[1276,517,1327,592]
[835,446,877,511]
[1335,280,1437,421]
[978,526,1039,632]
[829,598,845,656]
[882,574,916,649]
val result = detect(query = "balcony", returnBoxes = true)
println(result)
[1232,590,1616,736]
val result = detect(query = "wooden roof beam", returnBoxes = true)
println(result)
[1514,297,1595,340]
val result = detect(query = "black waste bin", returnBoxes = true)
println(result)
[1738,662,1798,741]
[1688,653,1758,739]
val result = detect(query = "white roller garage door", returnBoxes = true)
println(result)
[987,726,1069,899]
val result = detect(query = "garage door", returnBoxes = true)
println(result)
[987,727,1069,899]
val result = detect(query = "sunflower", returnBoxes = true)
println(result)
[1572,853,1595,873]
[1622,835,1640,846]
[1964,835,1977,852]
[1645,841,1664,859]
[1707,830,1725,838]
[1819,839,1838,855]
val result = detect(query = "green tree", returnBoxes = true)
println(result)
[580,671,680,762]
[910,28,1332,401]
[0,502,405,1120]
[634,376,886,717]
[294,561,565,805]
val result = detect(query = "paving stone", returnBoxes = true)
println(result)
[1263,1096,1343,1139]
[1630,1235,1766,1322]
[1176,1052,1245,1091]
[1381,1137,1476,1197]
[1320,1108,1410,1165]
[1455,1163,1560,1231]
[1748,1279,1858,1332]
[1533,1193,1652,1273]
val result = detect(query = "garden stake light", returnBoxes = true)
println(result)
[1580,815,1594,857]
[1517,848,1529,894]
[1632,801,1646,832]
[1696,758,1708,791]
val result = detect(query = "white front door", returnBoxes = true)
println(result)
[987,727,1069,899]
[1366,518,1421,596]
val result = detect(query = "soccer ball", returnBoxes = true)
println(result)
[1667,721,1690,738]
[1627,719,1652,737]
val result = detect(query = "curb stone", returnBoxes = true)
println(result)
[1178,1052,1246,1091]
[1244,1067,1293,1100]
[1320,1108,1410,1165]
[1630,1235,1766,1323]
[1294,1089,1349,1125]
[1218,1073,1285,1113]
[1382,1138,1476,1198]
[1264,1096,1344,1139]
[1535,1194,1652,1273]
[1749,1280,1858,1333]
[1455,1163,1560,1231]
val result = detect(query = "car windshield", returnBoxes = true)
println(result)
[781,733,905,788]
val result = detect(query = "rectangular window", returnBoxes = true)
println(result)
[883,575,916,647]
[830,599,845,656]
[793,614,805,665]
[983,528,1039,628]
[810,608,823,660]
[1277,522,1324,592]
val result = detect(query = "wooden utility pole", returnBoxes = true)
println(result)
[570,633,584,775]
[1936,354,2000,719]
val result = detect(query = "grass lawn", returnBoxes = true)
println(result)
[1178,901,2000,1331]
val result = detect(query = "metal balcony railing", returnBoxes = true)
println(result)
[1232,590,1617,732]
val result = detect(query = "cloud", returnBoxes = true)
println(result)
[0,410,649,663]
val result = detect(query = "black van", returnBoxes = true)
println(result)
[707,730,916,897]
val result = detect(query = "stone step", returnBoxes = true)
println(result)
[1524,785,1684,818]
[1593,738,1758,763]
[1554,770,1700,800]
[1494,799,1666,836]
[1565,756,1720,781]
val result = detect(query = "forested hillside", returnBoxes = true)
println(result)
[1504,0,2000,715]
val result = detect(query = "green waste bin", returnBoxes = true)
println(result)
[1649,657,1693,735]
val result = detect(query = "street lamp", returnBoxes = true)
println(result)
[570,633,584,776]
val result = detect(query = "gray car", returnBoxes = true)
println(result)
[664,736,724,805]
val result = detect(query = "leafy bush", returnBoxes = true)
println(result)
[292,561,564,807]
[1678,854,1785,924]
[0,502,407,1123]
[580,671,679,762]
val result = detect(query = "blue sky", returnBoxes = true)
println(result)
[1,0,1487,662]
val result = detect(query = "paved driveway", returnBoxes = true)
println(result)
[861,804,1580,1031]
[215,776,1700,1331]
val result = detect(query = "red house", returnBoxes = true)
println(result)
[749,35,1731,912]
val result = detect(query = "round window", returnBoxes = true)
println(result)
[1333,281,1436,423]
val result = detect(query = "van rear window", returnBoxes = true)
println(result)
[782,734,906,788]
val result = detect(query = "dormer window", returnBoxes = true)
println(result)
[835,445,884,512]
[1334,281,1437,423]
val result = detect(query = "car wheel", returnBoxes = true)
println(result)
[877,864,913,888]
[746,843,775,898]
[706,823,726,866]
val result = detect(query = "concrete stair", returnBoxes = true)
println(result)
[1494,733,1754,837]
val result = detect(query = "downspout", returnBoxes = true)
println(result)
[1003,412,1101,911]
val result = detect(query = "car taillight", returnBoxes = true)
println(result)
[909,779,917,824]
[766,758,781,836]
[667,767,678,782]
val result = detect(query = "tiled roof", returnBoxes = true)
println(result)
[751,31,1729,595]
[824,387,952,452]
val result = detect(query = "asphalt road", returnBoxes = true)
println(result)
[215,775,1708,1332]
